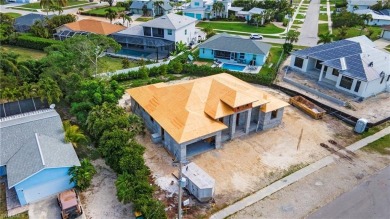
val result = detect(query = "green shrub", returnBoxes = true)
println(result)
[10,34,61,50]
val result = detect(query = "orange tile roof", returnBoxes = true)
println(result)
[127,73,289,144]
[63,19,126,35]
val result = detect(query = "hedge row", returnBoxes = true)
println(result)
[111,59,275,86]
[9,34,62,50]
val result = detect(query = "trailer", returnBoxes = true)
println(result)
[182,162,215,202]
[289,96,326,119]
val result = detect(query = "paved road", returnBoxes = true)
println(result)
[297,0,320,46]
[210,127,390,219]
[309,165,390,219]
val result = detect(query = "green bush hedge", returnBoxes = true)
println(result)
[10,34,62,50]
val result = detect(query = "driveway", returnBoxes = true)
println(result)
[308,165,390,219]
[28,195,85,219]
[297,0,320,47]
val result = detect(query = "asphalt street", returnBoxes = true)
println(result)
[297,0,320,46]
[309,165,390,219]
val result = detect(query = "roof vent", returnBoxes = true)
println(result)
[340,57,347,70]
[368,61,373,67]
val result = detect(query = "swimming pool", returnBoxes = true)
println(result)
[116,49,152,57]
[221,63,246,72]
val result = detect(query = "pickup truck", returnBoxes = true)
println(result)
[57,189,83,219]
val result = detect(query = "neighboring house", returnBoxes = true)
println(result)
[111,14,197,58]
[127,73,289,161]
[13,13,54,32]
[183,0,232,20]
[54,19,127,40]
[129,0,173,16]
[381,25,390,40]
[198,33,271,66]
[229,7,265,21]
[289,36,390,98]
[347,0,378,12]
[0,98,80,206]
[354,9,390,26]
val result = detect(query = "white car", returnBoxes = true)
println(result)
[250,34,263,40]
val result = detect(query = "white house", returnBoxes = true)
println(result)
[381,25,390,40]
[110,14,198,59]
[354,9,390,26]
[183,0,232,20]
[347,0,378,12]
[289,36,390,98]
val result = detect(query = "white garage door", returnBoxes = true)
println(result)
[23,176,73,204]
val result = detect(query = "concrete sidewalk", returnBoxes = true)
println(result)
[210,126,390,219]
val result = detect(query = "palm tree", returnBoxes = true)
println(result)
[286,30,300,43]
[336,25,348,40]
[142,4,148,16]
[153,0,165,17]
[317,31,335,44]
[57,0,68,7]
[119,13,132,27]
[360,14,373,34]
[36,77,63,104]
[40,0,54,15]
[69,158,96,191]
[252,14,264,28]
[63,120,88,148]
[212,2,224,18]
[105,8,118,24]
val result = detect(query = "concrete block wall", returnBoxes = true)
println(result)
[258,108,284,130]
[131,99,161,134]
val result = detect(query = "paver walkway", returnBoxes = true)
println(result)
[297,0,320,46]
[326,0,332,33]
[210,126,390,219]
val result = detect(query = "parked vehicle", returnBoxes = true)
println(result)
[250,33,263,40]
[57,189,83,219]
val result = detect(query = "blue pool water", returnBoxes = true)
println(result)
[221,63,246,72]
[116,49,151,57]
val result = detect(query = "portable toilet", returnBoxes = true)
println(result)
[182,162,215,202]
[354,118,368,133]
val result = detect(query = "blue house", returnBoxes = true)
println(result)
[0,99,80,206]
[199,33,271,66]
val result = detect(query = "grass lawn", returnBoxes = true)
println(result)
[318,23,329,35]
[98,56,140,73]
[259,46,284,76]
[1,45,46,61]
[319,13,328,21]
[320,0,327,4]
[362,134,390,155]
[293,20,304,24]
[320,6,327,11]
[291,25,301,29]
[196,22,284,34]
[21,0,88,9]
[84,6,125,15]
[361,121,390,155]
[4,12,22,18]
[296,14,305,19]
[333,26,382,40]
[385,45,390,52]
[135,17,154,22]
[8,7,37,12]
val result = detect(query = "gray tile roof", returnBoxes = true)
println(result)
[14,13,54,27]
[130,1,146,9]
[0,109,80,188]
[199,33,271,55]
[249,7,265,14]
[291,36,390,81]
[141,14,196,30]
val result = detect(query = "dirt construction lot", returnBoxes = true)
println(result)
[139,85,360,215]
[81,159,134,219]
